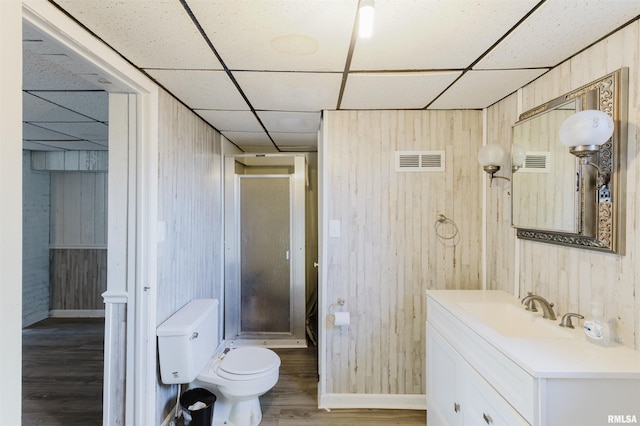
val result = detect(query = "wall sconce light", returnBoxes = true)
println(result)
[358,0,375,38]
[559,109,614,188]
[478,144,510,186]
[511,144,526,173]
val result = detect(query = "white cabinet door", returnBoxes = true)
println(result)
[427,325,464,426]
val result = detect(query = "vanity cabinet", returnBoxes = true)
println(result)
[427,325,526,425]
[426,290,640,426]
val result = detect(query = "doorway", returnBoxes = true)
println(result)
[20,3,161,424]
[224,154,307,347]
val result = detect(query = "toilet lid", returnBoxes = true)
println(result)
[219,347,280,376]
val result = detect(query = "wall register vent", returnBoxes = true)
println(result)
[519,151,551,173]
[395,151,445,172]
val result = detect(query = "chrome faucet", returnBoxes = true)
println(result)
[521,293,557,320]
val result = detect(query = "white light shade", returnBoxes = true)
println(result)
[559,110,614,148]
[358,0,375,38]
[477,144,507,167]
[511,144,526,167]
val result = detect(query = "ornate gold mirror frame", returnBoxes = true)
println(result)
[514,68,627,254]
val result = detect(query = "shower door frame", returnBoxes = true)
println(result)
[224,154,307,348]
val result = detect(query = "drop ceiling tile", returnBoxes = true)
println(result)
[221,131,274,147]
[22,141,65,151]
[234,71,342,111]
[23,92,93,122]
[23,49,100,91]
[23,123,81,141]
[32,91,108,122]
[270,132,318,148]
[429,69,548,109]
[188,0,356,72]
[257,111,321,133]
[351,0,539,70]
[26,140,108,151]
[341,72,461,110]
[476,0,640,69]
[35,122,108,141]
[53,0,222,69]
[195,110,263,132]
[147,69,248,110]
[240,146,280,154]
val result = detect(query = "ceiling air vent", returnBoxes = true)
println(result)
[395,151,445,172]
[520,151,551,173]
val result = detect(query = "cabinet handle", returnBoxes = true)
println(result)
[453,402,460,413]
[483,413,493,424]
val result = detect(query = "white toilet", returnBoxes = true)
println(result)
[157,299,281,426]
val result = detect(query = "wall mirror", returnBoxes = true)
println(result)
[511,69,627,253]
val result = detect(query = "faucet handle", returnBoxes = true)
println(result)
[559,312,584,329]
[522,292,538,312]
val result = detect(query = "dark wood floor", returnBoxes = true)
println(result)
[22,317,104,426]
[260,347,426,426]
[22,318,426,426]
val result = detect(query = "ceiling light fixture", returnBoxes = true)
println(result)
[358,0,375,38]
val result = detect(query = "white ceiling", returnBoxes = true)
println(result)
[23,0,640,153]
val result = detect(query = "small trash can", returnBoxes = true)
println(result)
[180,388,216,426]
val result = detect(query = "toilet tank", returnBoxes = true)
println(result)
[157,299,219,384]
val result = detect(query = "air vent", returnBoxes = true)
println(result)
[520,151,551,173]
[395,151,445,172]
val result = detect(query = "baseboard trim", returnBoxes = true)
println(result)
[49,309,105,318]
[319,393,426,410]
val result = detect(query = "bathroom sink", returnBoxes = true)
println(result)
[459,302,574,339]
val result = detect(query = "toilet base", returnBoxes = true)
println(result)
[212,396,262,426]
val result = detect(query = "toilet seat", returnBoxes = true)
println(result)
[202,347,280,381]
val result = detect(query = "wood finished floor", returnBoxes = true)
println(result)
[22,317,104,426]
[22,318,426,425]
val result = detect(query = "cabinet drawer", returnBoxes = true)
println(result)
[428,298,535,423]
[462,364,529,426]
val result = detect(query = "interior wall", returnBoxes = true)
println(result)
[0,0,23,418]
[22,151,51,326]
[155,88,224,421]
[485,19,640,350]
[321,110,483,397]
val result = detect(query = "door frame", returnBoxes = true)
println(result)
[21,2,159,424]
[224,154,307,347]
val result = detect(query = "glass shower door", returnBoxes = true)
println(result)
[239,175,291,335]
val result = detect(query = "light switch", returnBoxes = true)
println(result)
[329,219,341,238]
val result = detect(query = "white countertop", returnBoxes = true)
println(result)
[426,289,640,379]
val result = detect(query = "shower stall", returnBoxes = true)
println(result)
[224,154,307,347]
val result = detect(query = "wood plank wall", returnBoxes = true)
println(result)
[322,110,483,395]
[49,172,107,247]
[22,151,51,326]
[47,171,108,313]
[155,89,224,420]
[486,20,640,350]
[49,248,107,310]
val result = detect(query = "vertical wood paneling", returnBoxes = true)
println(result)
[22,151,51,326]
[155,89,224,419]
[49,171,108,247]
[323,110,483,395]
[49,248,107,310]
[486,20,640,350]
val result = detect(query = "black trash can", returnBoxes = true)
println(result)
[180,388,216,426]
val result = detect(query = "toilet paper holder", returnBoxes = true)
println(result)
[328,298,345,315]
[328,298,350,327]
